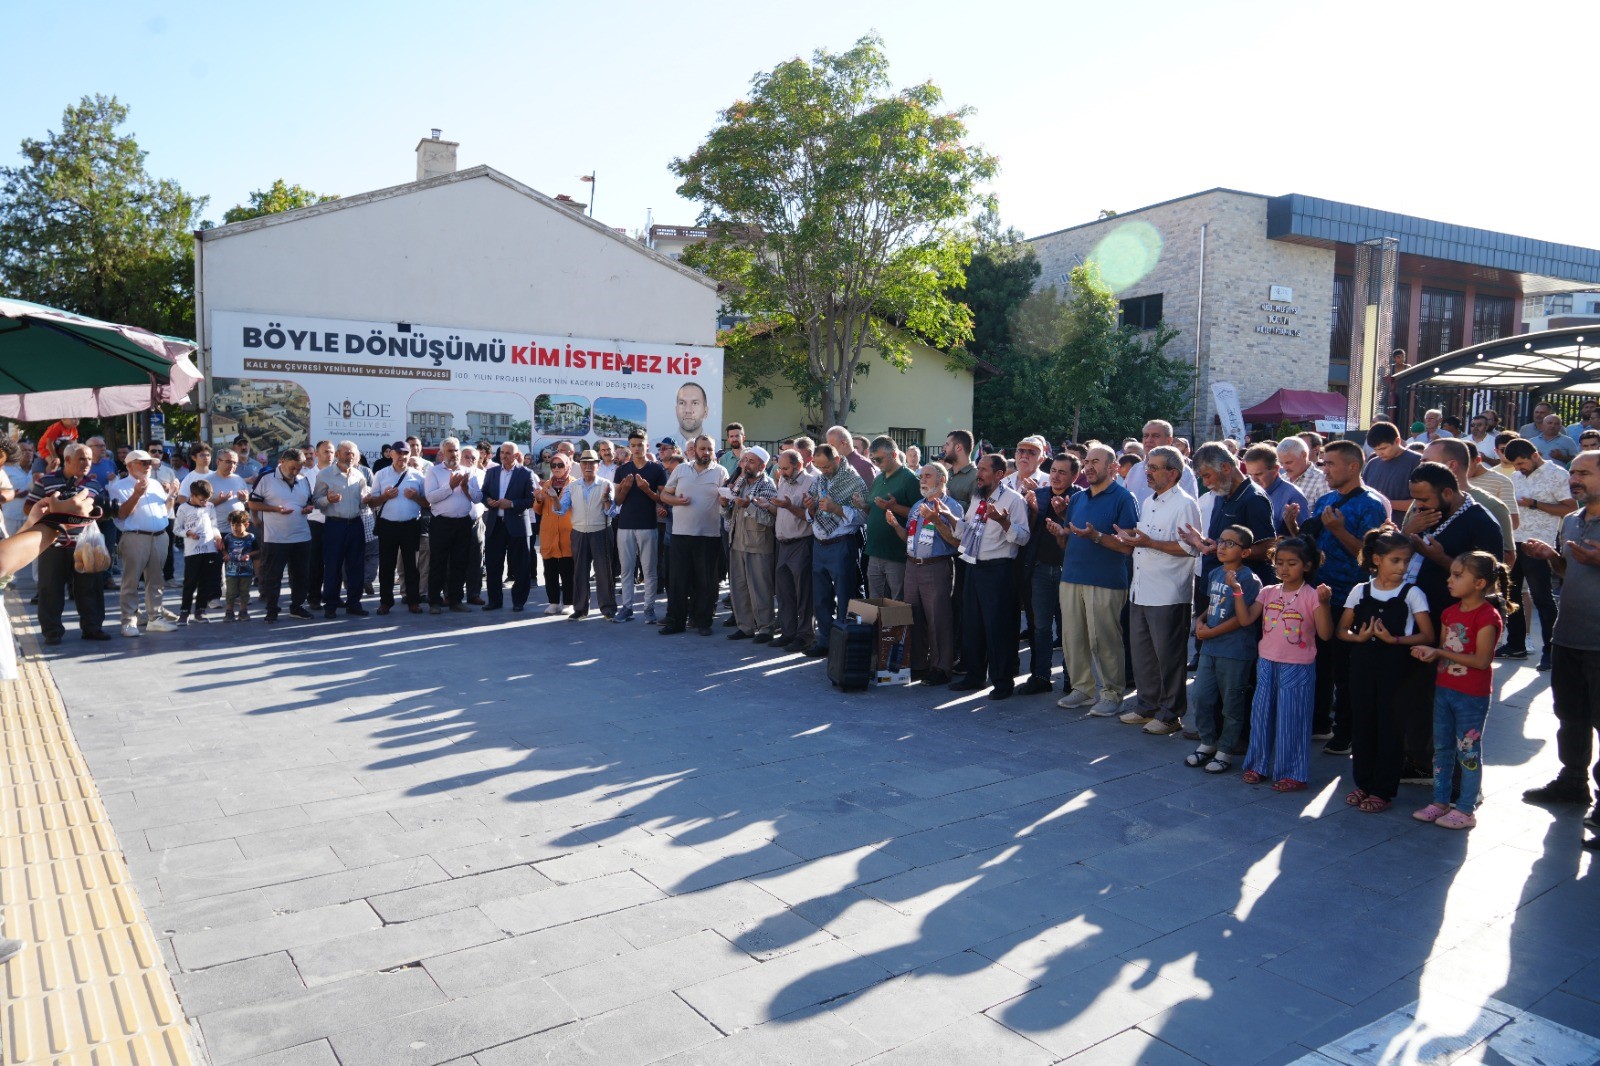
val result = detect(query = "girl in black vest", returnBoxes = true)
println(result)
[1339,527,1436,812]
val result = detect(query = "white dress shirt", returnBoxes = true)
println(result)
[370,465,428,522]
[958,485,1031,561]
[424,462,483,517]
[1130,485,1201,607]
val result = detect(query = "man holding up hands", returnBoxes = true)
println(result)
[1052,443,1138,716]
[368,441,427,615]
[886,461,964,684]
[247,448,316,623]
[613,430,666,623]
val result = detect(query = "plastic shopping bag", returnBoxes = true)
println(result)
[73,521,112,574]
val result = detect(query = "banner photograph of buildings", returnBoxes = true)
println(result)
[206,311,723,458]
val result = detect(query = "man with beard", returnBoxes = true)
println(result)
[658,434,727,635]
[950,454,1031,699]
[886,461,964,684]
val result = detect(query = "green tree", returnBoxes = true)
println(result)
[979,262,1189,445]
[222,179,337,224]
[0,94,206,337]
[673,34,997,424]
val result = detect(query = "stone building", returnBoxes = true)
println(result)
[1030,189,1600,437]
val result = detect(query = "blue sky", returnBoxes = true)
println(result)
[6,0,1598,249]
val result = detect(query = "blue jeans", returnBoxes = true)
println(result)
[1191,652,1253,752]
[1433,686,1489,809]
[1028,563,1062,681]
[812,536,858,646]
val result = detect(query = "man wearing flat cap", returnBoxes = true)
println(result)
[554,449,615,620]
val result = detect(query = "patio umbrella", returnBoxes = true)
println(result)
[0,297,201,419]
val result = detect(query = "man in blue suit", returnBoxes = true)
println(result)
[481,442,537,611]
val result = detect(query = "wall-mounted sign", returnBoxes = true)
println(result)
[1256,292,1302,338]
[1269,284,1294,302]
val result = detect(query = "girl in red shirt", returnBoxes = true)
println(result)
[1410,550,1513,830]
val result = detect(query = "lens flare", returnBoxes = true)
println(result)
[1091,221,1164,290]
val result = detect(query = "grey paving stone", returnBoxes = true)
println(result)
[146,804,313,851]
[862,1013,1053,1065]
[474,992,720,1066]
[1055,1029,1206,1065]
[148,892,280,938]
[234,810,406,860]
[434,831,594,877]
[257,856,452,915]
[174,900,382,970]
[677,939,894,1031]
[975,907,1164,985]
[1139,967,1346,1065]
[333,818,501,868]
[423,919,636,998]
[482,870,666,935]
[817,950,1036,1048]
[328,976,575,1066]
[292,907,506,986]
[172,951,305,1018]
[158,845,347,903]
[984,957,1196,1058]
[233,1040,341,1066]
[369,865,554,923]
[545,929,759,1020]
[199,967,448,1064]
[652,1010,883,1065]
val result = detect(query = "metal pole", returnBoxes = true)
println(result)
[1191,223,1206,439]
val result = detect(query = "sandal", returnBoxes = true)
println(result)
[1345,787,1369,807]
[1412,802,1452,823]
[1185,747,1216,768]
[1435,809,1476,831]
[1357,796,1391,813]
[1203,755,1232,775]
[1242,770,1266,785]
[1271,778,1307,793]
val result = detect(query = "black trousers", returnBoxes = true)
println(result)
[1347,642,1414,800]
[668,534,719,629]
[308,521,326,605]
[1504,548,1557,655]
[260,541,311,617]
[1551,643,1600,793]
[428,515,473,606]
[960,558,1018,693]
[543,556,573,606]
[1313,635,1353,747]
[321,517,365,609]
[377,518,421,607]
[485,521,531,608]
[37,544,105,639]
[181,553,221,614]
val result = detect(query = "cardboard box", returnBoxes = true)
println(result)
[848,598,914,685]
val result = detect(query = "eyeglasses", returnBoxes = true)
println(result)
[870,455,887,466]
[1217,539,1244,548]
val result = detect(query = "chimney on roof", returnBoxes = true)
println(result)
[415,130,458,181]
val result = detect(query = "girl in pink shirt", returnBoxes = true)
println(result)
[1235,536,1333,792]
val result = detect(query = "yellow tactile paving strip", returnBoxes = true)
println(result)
[1,615,197,1066]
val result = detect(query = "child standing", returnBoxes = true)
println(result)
[1237,536,1333,792]
[1339,528,1435,813]
[1411,551,1511,830]
[176,480,224,623]
[222,509,258,621]
[1185,526,1262,775]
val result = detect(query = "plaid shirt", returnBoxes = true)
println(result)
[806,464,868,540]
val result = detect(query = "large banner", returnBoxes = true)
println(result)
[207,311,722,465]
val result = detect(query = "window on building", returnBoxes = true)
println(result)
[1546,294,1574,315]
[1417,286,1464,360]
[1118,293,1163,330]
[886,428,924,453]
[1330,275,1353,363]
[1471,294,1514,345]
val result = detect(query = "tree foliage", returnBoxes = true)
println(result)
[974,262,1191,446]
[673,34,997,424]
[222,179,337,224]
[0,94,205,337]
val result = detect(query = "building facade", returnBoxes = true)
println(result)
[1030,189,1600,437]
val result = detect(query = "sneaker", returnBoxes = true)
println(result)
[193,611,209,623]
[159,607,180,621]
[544,603,564,616]
[643,610,659,625]
[175,614,189,627]
[1142,719,1181,736]
[1088,698,1123,717]
[225,609,236,622]
[614,608,634,623]
[121,623,141,638]
[1120,710,1154,726]
[288,606,314,619]
[1323,742,1352,756]
[147,618,178,633]
[1536,653,1552,672]
[1412,802,1452,823]
[1522,779,1591,805]
[1058,690,1094,709]
[0,937,21,964]
[239,609,251,621]
[1435,809,1476,831]
[1495,645,1528,660]
[1016,677,1053,696]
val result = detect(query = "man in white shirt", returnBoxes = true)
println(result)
[304,440,334,610]
[1124,420,1199,505]
[109,449,178,637]
[950,454,1030,699]
[1109,445,1200,734]
[1504,437,1578,669]
[460,444,488,606]
[423,437,482,613]
[556,449,616,620]
[368,441,427,615]
[659,434,729,636]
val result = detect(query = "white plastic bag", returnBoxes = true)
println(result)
[73,521,111,574]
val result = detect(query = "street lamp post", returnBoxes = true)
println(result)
[580,172,595,216]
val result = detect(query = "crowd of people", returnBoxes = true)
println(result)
[4,406,1599,840]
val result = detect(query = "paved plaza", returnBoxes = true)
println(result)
[10,590,1600,1065]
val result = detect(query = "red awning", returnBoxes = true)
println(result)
[1239,388,1346,423]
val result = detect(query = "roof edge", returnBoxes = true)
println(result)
[196,165,718,291]
[1026,187,1269,243]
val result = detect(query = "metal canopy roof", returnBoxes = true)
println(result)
[1393,325,1600,393]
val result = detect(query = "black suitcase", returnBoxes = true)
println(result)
[827,621,875,690]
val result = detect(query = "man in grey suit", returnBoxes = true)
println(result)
[482,442,537,611]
